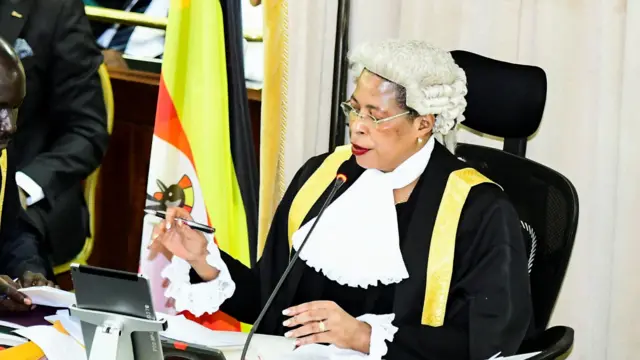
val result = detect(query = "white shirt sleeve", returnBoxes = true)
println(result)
[160,235,236,317]
[15,171,45,206]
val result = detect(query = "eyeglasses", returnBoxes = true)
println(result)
[340,102,410,126]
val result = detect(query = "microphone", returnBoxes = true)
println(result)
[240,174,348,359]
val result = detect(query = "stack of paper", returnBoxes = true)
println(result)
[44,309,84,346]
[18,286,76,308]
[0,333,27,348]
[13,325,86,360]
[0,320,27,348]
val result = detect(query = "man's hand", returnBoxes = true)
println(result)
[0,275,31,312]
[18,271,56,288]
[0,271,56,313]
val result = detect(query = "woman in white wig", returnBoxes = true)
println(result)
[150,40,532,359]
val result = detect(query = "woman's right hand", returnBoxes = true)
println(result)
[148,207,220,281]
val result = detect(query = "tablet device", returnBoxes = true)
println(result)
[71,264,163,360]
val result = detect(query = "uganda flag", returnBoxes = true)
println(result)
[138,0,258,332]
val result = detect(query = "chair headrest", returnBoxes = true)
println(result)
[451,50,547,138]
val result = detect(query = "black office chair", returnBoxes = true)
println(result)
[451,51,579,359]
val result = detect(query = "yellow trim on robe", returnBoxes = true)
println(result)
[287,145,352,249]
[421,168,499,326]
[0,149,7,229]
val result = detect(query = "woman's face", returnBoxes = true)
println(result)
[348,71,433,172]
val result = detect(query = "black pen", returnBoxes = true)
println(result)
[144,209,216,234]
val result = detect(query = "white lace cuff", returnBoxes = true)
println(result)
[356,313,398,359]
[160,238,236,317]
[290,314,397,359]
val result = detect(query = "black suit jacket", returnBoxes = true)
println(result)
[0,0,108,265]
[0,150,49,278]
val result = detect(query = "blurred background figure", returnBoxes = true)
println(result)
[84,0,168,59]
[0,0,108,272]
[0,34,56,313]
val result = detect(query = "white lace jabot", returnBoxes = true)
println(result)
[292,136,435,288]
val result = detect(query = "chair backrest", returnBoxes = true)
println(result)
[451,50,578,334]
[456,144,579,335]
[450,50,547,157]
[83,63,114,255]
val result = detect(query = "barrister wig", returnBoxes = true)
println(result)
[348,40,468,152]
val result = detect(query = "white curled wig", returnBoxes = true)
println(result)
[348,40,468,153]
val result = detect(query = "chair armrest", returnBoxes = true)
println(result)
[518,326,574,360]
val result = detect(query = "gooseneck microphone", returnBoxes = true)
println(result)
[240,174,348,360]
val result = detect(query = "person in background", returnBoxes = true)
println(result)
[83,0,167,58]
[0,0,108,272]
[83,0,149,47]
[0,36,55,313]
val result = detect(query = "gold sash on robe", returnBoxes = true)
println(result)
[286,146,499,327]
[0,149,7,228]
[422,168,498,326]
[288,145,352,249]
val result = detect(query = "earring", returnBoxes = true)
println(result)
[417,138,423,145]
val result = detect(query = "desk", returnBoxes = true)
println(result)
[1,307,295,360]
[0,306,57,327]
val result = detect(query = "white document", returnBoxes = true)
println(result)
[158,313,295,359]
[488,352,541,360]
[279,344,336,360]
[0,319,24,330]
[44,309,85,346]
[0,333,27,347]
[273,347,544,360]
[18,286,76,308]
[0,319,26,346]
[14,325,87,360]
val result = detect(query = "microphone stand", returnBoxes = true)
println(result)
[240,177,346,360]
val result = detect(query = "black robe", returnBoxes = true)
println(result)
[0,150,50,279]
[193,142,532,360]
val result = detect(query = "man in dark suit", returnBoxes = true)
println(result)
[0,0,109,268]
[83,0,153,52]
[0,35,54,312]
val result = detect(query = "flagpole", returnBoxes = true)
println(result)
[328,0,350,152]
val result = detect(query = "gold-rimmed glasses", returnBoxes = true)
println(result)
[340,102,410,126]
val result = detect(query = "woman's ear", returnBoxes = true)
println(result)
[416,114,435,138]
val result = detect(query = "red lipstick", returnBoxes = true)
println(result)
[351,143,370,156]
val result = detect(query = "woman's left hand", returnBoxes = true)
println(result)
[282,301,371,353]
